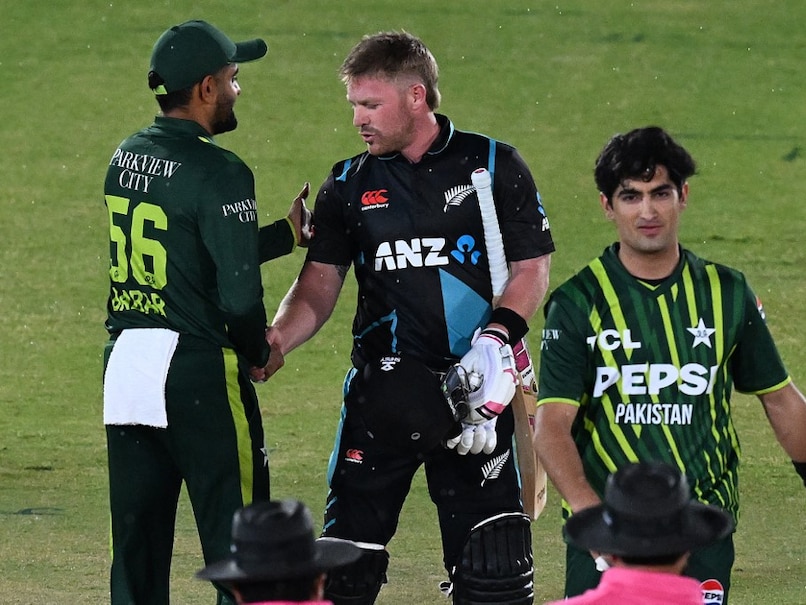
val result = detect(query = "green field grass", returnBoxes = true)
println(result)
[1,1,804,603]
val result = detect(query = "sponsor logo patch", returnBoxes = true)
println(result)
[700,578,724,605]
[344,448,364,464]
[755,295,767,321]
[450,234,481,265]
[374,238,449,270]
[540,328,561,351]
[379,355,401,372]
[361,189,389,209]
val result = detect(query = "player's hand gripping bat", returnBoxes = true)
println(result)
[470,167,548,520]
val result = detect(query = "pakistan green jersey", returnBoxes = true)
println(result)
[537,244,790,521]
[104,116,269,366]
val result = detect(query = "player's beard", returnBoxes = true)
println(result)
[364,111,416,156]
[211,99,238,135]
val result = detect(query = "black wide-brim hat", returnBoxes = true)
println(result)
[563,462,734,558]
[196,500,361,583]
[346,354,461,454]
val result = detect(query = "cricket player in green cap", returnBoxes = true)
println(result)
[102,20,309,605]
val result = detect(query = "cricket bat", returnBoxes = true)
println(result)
[471,167,548,520]
[511,339,548,520]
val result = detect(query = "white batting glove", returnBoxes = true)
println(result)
[459,329,518,424]
[446,418,498,455]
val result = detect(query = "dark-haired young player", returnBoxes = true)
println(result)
[264,31,554,605]
[534,125,806,604]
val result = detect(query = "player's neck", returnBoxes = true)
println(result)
[401,114,440,164]
[161,99,217,136]
[617,242,681,281]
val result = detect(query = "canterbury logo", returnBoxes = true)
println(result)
[345,448,364,463]
[361,189,389,206]
[480,450,510,486]
[443,184,475,212]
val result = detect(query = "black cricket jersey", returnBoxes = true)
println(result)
[307,114,555,370]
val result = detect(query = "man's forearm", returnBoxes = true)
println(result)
[495,254,551,321]
[270,261,346,355]
[533,403,601,513]
[762,382,806,462]
[270,286,330,355]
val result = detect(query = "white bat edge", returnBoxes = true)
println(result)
[471,168,508,299]
[472,166,548,519]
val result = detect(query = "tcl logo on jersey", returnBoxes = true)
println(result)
[586,329,642,351]
[361,189,389,209]
[374,238,449,271]
[700,579,724,605]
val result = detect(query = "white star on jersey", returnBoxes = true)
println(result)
[687,318,716,348]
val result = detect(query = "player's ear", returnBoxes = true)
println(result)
[600,192,614,219]
[197,74,217,103]
[409,82,427,109]
[680,182,689,209]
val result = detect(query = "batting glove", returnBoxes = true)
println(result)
[446,418,498,455]
[459,329,518,424]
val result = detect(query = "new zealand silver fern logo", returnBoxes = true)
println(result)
[480,450,510,486]
[443,185,475,212]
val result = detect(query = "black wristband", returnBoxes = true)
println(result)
[481,326,509,344]
[489,306,529,344]
[793,460,806,488]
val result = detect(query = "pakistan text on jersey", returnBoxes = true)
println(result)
[110,287,167,317]
[614,402,694,425]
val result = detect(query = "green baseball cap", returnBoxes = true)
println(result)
[149,20,268,95]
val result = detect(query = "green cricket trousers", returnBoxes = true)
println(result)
[104,332,270,605]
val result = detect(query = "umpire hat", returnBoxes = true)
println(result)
[149,20,267,95]
[564,461,733,558]
[346,354,462,455]
[196,499,360,583]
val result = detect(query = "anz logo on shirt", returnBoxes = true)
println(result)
[373,235,481,271]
